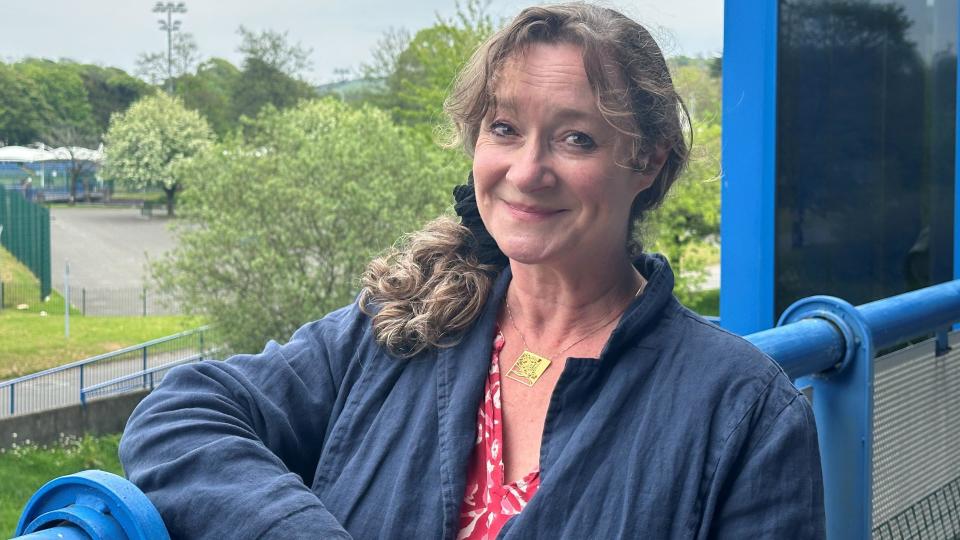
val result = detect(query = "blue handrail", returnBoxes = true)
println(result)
[0,326,212,417]
[744,279,960,539]
[0,326,210,389]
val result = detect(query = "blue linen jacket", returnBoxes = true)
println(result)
[119,254,825,539]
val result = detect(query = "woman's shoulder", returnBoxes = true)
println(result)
[664,301,787,385]
[639,300,810,440]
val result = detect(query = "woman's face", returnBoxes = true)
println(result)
[472,42,655,269]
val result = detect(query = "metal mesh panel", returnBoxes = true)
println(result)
[873,331,960,539]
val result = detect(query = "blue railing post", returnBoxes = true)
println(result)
[78,364,85,406]
[780,296,876,539]
[142,347,148,389]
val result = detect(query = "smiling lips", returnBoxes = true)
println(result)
[504,201,565,221]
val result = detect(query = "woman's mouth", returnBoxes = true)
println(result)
[504,201,565,221]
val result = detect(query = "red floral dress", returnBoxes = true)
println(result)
[457,330,541,540]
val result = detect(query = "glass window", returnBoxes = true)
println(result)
[776,0,957,316]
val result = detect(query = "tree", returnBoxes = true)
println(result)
[75,63,154,136]
[358,0,494,136]
[236,26,313,80]
[136,32,201,89]
[151,98,464,352]
[44,123,101,203]
[360,27,412,80]
[647,121,721,306]
[102,93,213,216]
[14,59,97,137]
[175,58,241,136]
[230,57,317,122]
[0,62,56,145]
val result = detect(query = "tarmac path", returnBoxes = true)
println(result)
[49,206,177,291]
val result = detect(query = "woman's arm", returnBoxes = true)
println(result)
[705,390,826,539]
[120,306,365,539]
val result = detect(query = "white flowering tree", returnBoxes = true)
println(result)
[102,93,213,216]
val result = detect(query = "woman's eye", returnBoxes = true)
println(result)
[489,122,514,137]
[565,132,596,149]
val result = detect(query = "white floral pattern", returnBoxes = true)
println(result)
[458,330,541,540]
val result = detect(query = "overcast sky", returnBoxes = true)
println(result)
[1,0,723,84]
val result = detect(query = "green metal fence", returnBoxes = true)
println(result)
[0,188,51,300]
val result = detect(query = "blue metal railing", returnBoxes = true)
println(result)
[0,326,214,417]
[744,279,960,539]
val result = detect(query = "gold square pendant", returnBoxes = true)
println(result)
[505,351,552,387]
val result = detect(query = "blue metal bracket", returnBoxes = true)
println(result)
[15,470,170,540]
[780,296,875,539]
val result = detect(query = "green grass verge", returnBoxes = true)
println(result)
[0,247,77,315]
[0,247,38,289]
[1,246,205,379]
[686,288,719,317]
[0,434,123,537]
[0,312,204,379]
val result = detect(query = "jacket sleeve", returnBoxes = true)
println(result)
[707,390,826,540]
[119,305,366,540]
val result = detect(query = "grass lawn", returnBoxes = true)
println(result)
[0,312,204,379]
[1,246,204,379]
[0,434,123,537]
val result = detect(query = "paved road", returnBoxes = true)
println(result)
[50,206,177,291]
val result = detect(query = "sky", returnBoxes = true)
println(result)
[1,0,724,85]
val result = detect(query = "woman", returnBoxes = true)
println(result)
[120,4,825,539]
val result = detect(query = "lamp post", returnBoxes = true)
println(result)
[152,1,187,94]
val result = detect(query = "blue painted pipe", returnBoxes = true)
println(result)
[747,280,960,378]
[747,317,845,379]
[14,470,169,540]
[858,280,960,349]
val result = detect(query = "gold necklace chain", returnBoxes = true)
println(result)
[502,279,646,387]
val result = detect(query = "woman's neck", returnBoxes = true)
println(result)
[504,255,645,342]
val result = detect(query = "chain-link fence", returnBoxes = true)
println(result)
[0,281,181,316]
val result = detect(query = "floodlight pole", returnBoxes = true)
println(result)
[153,2,187,94]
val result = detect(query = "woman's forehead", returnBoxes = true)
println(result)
[491,43,595,105]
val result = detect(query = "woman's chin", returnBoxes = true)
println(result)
[499,242,563,267]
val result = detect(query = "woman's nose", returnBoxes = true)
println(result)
[505,140,553,192]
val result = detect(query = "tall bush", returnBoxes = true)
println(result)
[153,98,464,352]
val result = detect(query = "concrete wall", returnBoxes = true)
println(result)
[0,390,149,449]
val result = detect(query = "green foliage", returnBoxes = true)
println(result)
[74,63,154,137]
[647,58,722,304]
[670,57,722,124]
[230,58,317,123]
[364,0,495,135]
[14,60,97,138]
[152,98,466,353]
[175,58,242,137]
[0,434,123,538]
[102,93,214,215]
[0,62,56,145]
[0,59,152,145]
[236,26,313,80]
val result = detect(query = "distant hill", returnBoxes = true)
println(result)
[316,78,386,100]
